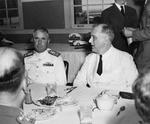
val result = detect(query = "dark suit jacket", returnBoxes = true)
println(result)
[101,4,138,53]
[132,0,150,72]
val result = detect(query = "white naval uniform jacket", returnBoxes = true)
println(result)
[25,48,67,85]
[74,46,138,92]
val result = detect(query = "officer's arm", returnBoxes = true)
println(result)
[55,56,67,85]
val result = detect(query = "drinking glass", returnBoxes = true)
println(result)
[78,105,92,124]
[45,83,57,96]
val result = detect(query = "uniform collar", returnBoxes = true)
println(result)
[34,48,49,57]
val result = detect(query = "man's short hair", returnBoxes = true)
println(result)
[0,47,25,93]
[33,27,49,37]
[133,68,150,123]
[95,24,114,42]
[32,27,50,43]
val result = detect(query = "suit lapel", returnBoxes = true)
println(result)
[113,4,125,18]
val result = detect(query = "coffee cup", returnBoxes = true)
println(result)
[96,94,115,111]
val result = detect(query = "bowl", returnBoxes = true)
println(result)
[96,94,115,111]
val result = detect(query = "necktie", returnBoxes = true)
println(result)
[121,6,125,16]
[97,55,103,75]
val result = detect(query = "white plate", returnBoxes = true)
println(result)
[32,96,57,108]
[33,100,55,108]
[55,96,78,107]
[26,108,57,121]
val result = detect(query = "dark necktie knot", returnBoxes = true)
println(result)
[97,55,103,75]
[121,6,125,16]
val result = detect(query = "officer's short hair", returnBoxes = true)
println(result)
[32,27,50,43]
[133,67,150,123]
[33,27,49,37]
[0,47,25,93]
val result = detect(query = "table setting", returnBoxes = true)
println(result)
[23,83,142,124]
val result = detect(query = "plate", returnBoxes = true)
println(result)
[26,108,57,121]
[55,96,78,107]
[33,96,58,107]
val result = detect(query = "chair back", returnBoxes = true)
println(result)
[64,60,69,82]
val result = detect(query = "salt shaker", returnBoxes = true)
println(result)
[25,88,32,104]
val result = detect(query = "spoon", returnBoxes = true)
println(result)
[92,99,100,111]
[116,106,125,116]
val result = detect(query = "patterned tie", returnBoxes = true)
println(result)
[121,6,125,16]
[97,55,103,75]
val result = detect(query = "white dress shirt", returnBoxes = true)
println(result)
[115,2,125,12]
[25,48,67,85]
[74,46,138,92]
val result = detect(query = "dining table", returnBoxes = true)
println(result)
[23,83,142,124]
[12,43,88,83]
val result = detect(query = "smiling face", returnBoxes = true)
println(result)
[33,30,50,53]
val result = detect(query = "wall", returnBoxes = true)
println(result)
[3,0,143,43]
[23,0,65,29]
[6,33,69,43]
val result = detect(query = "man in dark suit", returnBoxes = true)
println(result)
[101,0,138,53]
[124,0,150,73]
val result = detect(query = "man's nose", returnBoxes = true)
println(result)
[37,39,42,44]
[89,37,94,45]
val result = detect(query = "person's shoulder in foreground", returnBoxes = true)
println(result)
[0,47,35,124]
[133,67,150,124]
[0,105,35,124]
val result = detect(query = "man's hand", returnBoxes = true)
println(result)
[123,27,136,38]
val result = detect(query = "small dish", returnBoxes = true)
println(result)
[55,96,78,107]
[26,107,57,121]
[94,90,118,111]
[32,96,58,107]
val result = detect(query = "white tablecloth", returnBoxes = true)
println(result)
[23,83,142,124]
[12,43,87,83]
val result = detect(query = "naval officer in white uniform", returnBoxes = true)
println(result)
[25,28,67,85]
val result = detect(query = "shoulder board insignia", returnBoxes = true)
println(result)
[48,49,60,57]
[17,112,36,124]
[24,51,34,58]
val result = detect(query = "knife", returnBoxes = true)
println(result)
[119,91,134,99]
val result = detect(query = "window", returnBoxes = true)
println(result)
[0,0,23,29]
[72,0,114,28]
